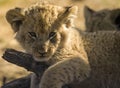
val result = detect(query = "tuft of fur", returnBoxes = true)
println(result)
[84,6,120,32]
[6,3,120,88]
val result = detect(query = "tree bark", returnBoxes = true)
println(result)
[2,49,49,75]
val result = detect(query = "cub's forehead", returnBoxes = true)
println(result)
[24,4,65,18]
[23,4,66,32]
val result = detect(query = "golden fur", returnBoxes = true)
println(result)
[6,3,120,88]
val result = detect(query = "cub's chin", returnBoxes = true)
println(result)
[33,56,51,62]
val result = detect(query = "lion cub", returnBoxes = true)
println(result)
[6,3,90,88]
[6,3,120,88]
[84,6,120,32]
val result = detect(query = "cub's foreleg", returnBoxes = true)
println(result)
[39,56,91,88]
[30,73,40,88]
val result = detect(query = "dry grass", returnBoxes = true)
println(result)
[0,0,120,87]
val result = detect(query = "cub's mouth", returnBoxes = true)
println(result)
[34,57,50,62]
[33,52,52,62]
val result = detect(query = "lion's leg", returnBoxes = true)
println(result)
[30,73,41,88]
[39,57,91,88]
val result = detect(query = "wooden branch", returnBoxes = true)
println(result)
[2,49,49,75]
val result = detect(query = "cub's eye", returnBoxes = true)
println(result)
[49,32,56,39]
[28,32,37,39]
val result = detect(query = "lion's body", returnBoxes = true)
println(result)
[6,3,120,88]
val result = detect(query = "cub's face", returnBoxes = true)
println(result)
[16,20,62,61]
[6,4,78,61]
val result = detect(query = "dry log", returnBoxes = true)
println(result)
[2,49,49,75]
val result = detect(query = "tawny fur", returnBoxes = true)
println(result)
[6,3,120,88]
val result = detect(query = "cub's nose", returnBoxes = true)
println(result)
[39,52,47,56]
[38,48,47,56]
[38,45,48,56]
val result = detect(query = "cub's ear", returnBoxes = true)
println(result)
[68,6,78,18]
[65,6,78,28]
[6,8,25,32]
[84,6,95,21]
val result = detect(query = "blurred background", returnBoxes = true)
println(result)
[0,0,120,86]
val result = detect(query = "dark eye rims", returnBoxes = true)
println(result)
[28,32,37,39]
[49,32,57,39]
